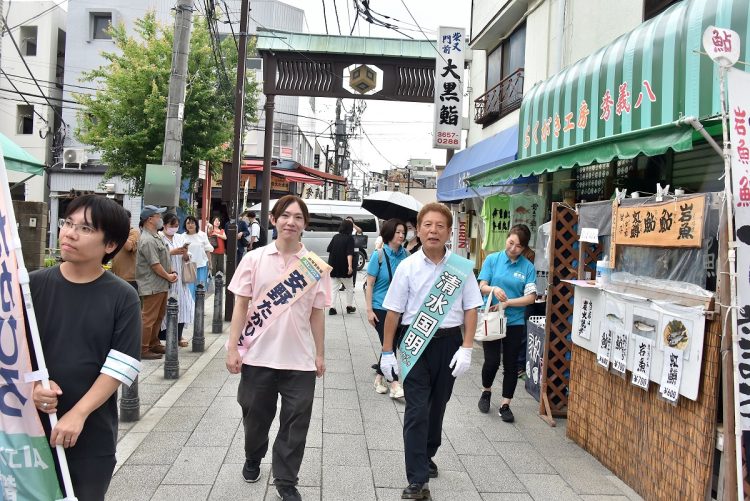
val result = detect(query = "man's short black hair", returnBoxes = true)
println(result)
[64,195,130,264]
[247,211,256,219]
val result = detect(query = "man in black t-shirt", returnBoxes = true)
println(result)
[30,195,141,501]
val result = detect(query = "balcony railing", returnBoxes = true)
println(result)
[474,68,524,125]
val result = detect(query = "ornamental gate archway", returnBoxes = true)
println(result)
[224,29,443,312]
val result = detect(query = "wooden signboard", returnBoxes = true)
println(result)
[609,195,705,267]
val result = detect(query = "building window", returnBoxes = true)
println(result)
[644,0,680,20]
[91,13,113,40]
[20,26,38,56]
[475,23,526,125]
[17,105,34,135]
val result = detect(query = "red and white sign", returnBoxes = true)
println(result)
[280,146,293,159]
[433,27,465,150]
[703,25,740,67]
[729,67,750,430]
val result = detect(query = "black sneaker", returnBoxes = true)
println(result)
[346,306,357,313]
[276,484,302,501]
[478,391,491,414]
[498,403,515,422]
[428,459,438,478]
[328,308,337,315]
[242,460,260,483]
[401,483,430,499]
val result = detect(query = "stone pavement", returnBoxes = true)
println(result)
[106,274,644,501]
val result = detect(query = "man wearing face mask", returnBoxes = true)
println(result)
[136,205,177,360]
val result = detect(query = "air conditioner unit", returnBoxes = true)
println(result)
[62,148,88,169]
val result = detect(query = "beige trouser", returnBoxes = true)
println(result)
[141,292,168,352]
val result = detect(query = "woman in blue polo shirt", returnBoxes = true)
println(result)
[365,218,409,398]
[477,224,537,423]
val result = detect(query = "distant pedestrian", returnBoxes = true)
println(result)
[236,214,251,262]
[476,224,536,422]
[208,216,227,274]
[226,195,331,501]
[110,209,139,291]
[183,215,213,301]
[247,211,263,250]
[327,219,356,315]
[346,215,362,289]
[158,213,193,348]
[136,205,177,359]
[365,218,408,399]
[404,218,422,254]
[31,194,142,501]
[380,203,482,500]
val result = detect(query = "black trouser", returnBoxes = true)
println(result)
[481,324,525,399]
[238,364,316,487]
[159,322,185,341]
[402,328,462,485]
[63,454,116,501]
[374,308,400,381]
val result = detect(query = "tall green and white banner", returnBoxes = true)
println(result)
[0,150,64,500]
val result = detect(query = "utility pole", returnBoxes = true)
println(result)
[224,0,250,320]
[324,145,330,199]
[334,99,343,200]
[161,0,193,175]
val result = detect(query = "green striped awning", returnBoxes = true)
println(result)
[469,0,747,187]
[0,132,45,176]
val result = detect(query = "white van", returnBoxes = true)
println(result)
[249,199,380,270]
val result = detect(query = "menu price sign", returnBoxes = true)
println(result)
[631,336,653,390]
[611,328,629,375]
[659,347,684,403]
[597,322,614,368]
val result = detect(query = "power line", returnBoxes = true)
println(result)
[0,68,49,123]
[332,0,342,35]
[321,0,329,35]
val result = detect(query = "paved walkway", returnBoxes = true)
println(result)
[107,275,644,501]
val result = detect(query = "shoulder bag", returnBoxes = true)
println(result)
[182,261,197,284]
[474,287,507,342]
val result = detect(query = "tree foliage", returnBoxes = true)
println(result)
[75,12,259,194]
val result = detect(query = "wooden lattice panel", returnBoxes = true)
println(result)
[540,204,579,417]
[579,242,603,281]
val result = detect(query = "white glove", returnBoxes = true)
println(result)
[449,347,472,378]
[380,352,399,382]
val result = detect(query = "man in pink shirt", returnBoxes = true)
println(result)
[226,195,331,501]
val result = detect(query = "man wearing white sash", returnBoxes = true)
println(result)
[226,195,332,501]
[380,203,483,500]
[31,195,142,500]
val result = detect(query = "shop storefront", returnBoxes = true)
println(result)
[466,0,748,499]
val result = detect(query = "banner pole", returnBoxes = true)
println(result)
[0,158,77,499]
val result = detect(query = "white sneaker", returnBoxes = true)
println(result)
[389,383,404,399]
[374,377,388,394]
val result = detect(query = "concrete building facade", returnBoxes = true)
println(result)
[0,1,66,202]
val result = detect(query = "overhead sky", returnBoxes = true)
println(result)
[275,0,471,175]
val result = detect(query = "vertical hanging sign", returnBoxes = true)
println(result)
[433,27,465,150]
[728,67,750,429]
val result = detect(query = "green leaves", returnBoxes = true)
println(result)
[75,11,259,194]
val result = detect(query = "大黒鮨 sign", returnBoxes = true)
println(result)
[611,195,705,248]
[433,27,465,150]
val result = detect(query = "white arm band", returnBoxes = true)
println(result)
[101,349,142,387]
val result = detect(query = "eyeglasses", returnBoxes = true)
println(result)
[58,218,96,236]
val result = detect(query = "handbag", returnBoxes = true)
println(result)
[474,287,507,342]
[353,234,368,249]
[182,261,197,284]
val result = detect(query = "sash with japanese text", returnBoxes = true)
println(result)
[0,151,64,500]
[229,251,331,359]
[399,253,474,381]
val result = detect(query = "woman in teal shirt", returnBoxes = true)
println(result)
[365,218,409,398]
[477,224,537,423]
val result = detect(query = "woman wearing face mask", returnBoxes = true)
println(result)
[476,224,537,423]
[159,213,194,347]
[404,219,421,254]
[183,216,214,301]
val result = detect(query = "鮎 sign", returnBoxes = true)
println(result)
[611,195,705,248]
